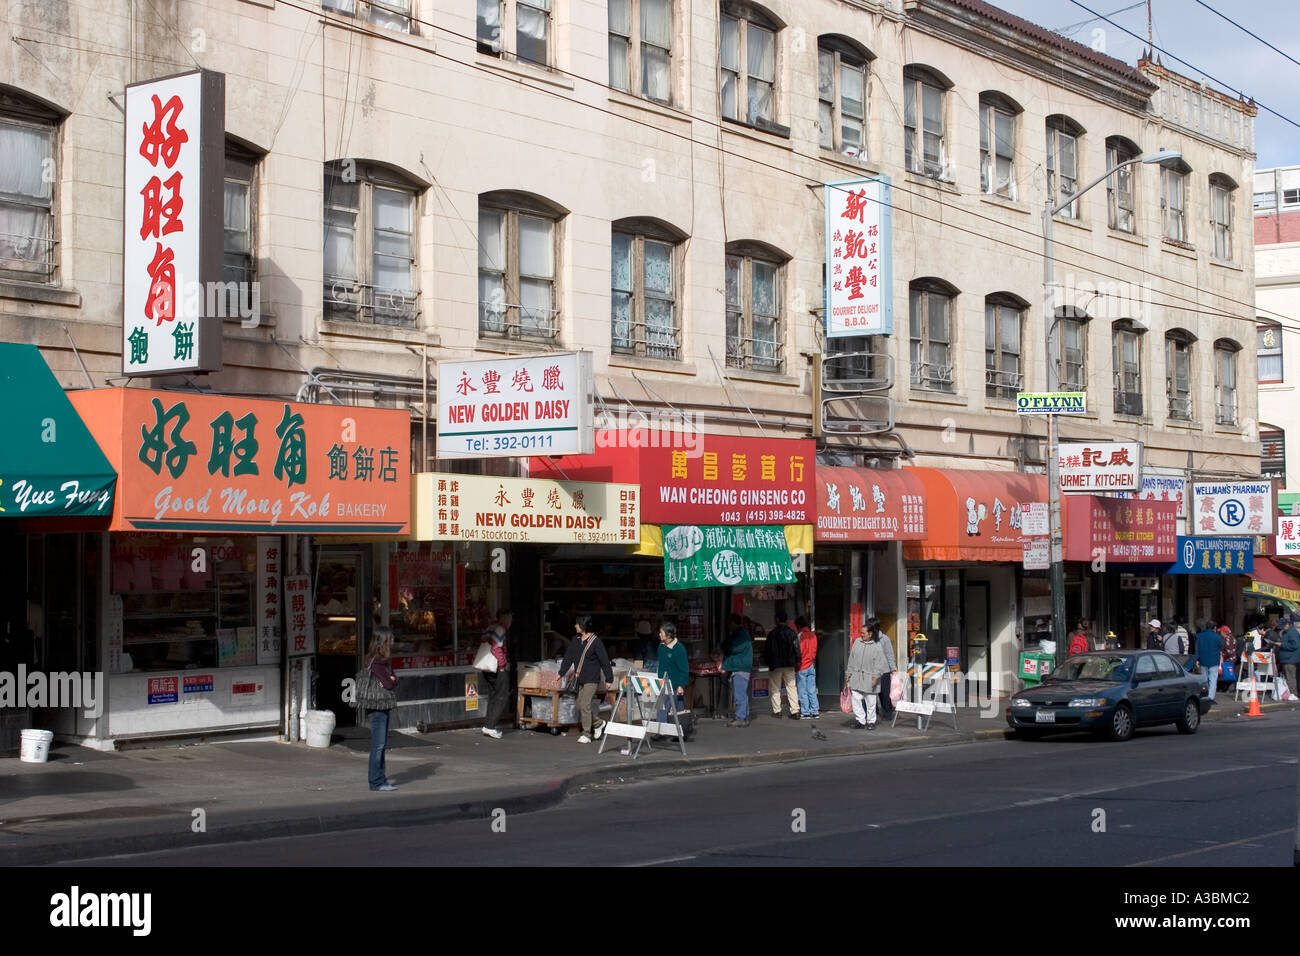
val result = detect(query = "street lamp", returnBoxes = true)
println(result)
[1043,150,1182,663]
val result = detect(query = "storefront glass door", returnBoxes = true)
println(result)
[813,563,846,695]
[315,548,369,726]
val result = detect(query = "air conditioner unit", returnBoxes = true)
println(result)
[1114,391,1143,416]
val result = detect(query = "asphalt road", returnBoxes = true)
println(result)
[63,712,1300,867]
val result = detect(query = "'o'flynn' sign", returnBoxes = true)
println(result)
[1016,392,1086,415]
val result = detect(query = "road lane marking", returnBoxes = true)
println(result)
[1125,828,1293,866]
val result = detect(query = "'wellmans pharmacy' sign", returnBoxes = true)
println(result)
[1192,482,1275,536]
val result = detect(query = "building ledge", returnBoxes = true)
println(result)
[0,281,82,308]
[608,355,697,376]
[320,319,440,347]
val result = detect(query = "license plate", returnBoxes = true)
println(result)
[1035,710,1056,723]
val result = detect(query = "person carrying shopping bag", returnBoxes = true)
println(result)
[846,618,891,729]
[559,616,613,744]
[362,627,399,791]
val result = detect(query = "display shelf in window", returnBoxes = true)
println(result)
[217,572,254,629]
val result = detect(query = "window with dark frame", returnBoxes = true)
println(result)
[1058,315,1086,392]
[1258,323,1283,382]
[1166,332,1194,421]
[478,195,561,341]
[979,94,1017,198]
[0,92,59,284]
[725,245,783,371]
[611,225,680,360]
[1162,162,1190,242]
[1112,322,1143,417]
[476,0,551,65]
[984,296,1022,399]
[818,38,869,158]
[1210,174,1235,261]
[910,282,954,392]
[222,144,259,318]
[322,162,419,327]
[1214,341,1238,426]
[1260,429,1286,488]
[1046,116,1081,219]
[609,0,672,103]
[720,2,779,130]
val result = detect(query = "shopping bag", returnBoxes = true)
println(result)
[839,685,853,714]
[473,641,498,673]
[1278,677,1292,701]
[889,671,905,704]
[1219,659,1235,682]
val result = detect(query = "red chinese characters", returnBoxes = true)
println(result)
[138,94,189,326]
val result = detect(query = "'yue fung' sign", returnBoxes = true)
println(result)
[824,177,893,337]
[437,352,594,458]
[122,70,225,375]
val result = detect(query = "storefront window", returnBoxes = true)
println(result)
[383,541,501,670]
[112,534,258,673]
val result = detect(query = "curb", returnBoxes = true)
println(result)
[2,726,1004,866]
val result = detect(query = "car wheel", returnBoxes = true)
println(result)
[1107,704,1134,742]
[1176,697,1200,735]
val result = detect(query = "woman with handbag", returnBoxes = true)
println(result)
[845,618,891,730]
[361,626,399,791]
[558,616,614,744]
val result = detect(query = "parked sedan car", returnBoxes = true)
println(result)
[1005,650,1212,742]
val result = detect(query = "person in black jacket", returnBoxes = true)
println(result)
[764,612,802,719]
[559,616,614,744]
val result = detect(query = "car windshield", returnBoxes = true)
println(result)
[1046,656,1132,682]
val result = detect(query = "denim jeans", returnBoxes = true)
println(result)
[656,690,685,724]
[796,666,818,715]
[731,672,750,721]
[368,709,391,789]
[1204,664,1218,701]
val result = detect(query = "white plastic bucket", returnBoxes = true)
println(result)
[19,729,54,763]
[304,710,336,749]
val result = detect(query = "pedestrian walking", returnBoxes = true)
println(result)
[876,625,897,720]
[1145,619,1163,650]
[480,609,513,739]
[1191,618,1223,702]
[559,616,613,744]
[1068,619,1090,657]
[764,612,801,719]
[722,613,753,727]
[1279,615,1300,697]
[846,618,891,730]
[363,626,399,792]
[794,615,819,719]
[1161,620,1185,656]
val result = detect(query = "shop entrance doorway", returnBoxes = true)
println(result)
[813,563,846,695]
[314,548,370,726]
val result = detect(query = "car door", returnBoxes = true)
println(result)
[1153,653,1187,719]
[1129,653,1162,722]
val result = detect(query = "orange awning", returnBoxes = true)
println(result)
[902,468,1049,562]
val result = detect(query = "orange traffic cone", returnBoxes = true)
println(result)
[1245,684,1265,718]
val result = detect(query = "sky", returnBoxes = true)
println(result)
[990,0,1300,170]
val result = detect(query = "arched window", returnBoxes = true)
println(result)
[478,190,567,340]
[979,93,1021,198]
[1165,328,1195,421]
[985,293,1026,399]
[720,2,783,131]
[1046,115,1085,219]
[1258,321,1283,383]
[1161,158,1192,243]
[1105,135,1140,233]
[818,36,872,158]
[1055,305,1089,391]
[725,240,787,371]
[0,86,63,284]
[910,278,959,392]
[612,217,685,360]
[323,160,424,326]
[1209,173,1238,261]
[1214,338,1241,426]
[903,66,951,179]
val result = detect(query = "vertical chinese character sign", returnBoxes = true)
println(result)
[824,177,893,338]
[123,70,225,375]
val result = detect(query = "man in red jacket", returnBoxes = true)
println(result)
[1067,619,1090,658]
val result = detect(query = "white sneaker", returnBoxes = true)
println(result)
[577,734,592,744]
[482,727,502,739]
[593,719,607,740]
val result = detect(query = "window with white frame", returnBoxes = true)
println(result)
[322,0,412,32]
[478,193,562,340]
[903,66,947,178]
[818,37,870,158]
[1214,340,1239,426]
[609,0,672,103]
[1210,174,1235,261]
[1162,161,1190,242]
[1258,323,1283,383]
[725,243,783,371]
[1046,116,1082,219]
[612,222,681,360]
[984,296,1023,399]
[323,161,420,327]
[1057,313,1087,391]
[476,0,552,66]
[1166,331,1194,420]
[0,92,59,284]
[720,2,780,130]
[1112,322,1143,417]
[979,93,1017,198]
[1106,136,1139,233]
[910,280,955,392]
[222,143,259,317]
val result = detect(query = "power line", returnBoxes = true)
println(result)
[1054,1,1145,36]
[1065,0,1300,131]
[1191,0,1300,74]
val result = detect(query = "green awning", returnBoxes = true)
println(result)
[0,344,116,517]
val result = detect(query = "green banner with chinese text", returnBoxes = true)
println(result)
[663,525,795,590]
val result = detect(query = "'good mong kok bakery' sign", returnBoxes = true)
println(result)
[69,388,410,533]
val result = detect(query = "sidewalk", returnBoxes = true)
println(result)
[0,694,1291,865]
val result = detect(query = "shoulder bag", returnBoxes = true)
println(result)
[564,638,595,694]
[354,657,396,711]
